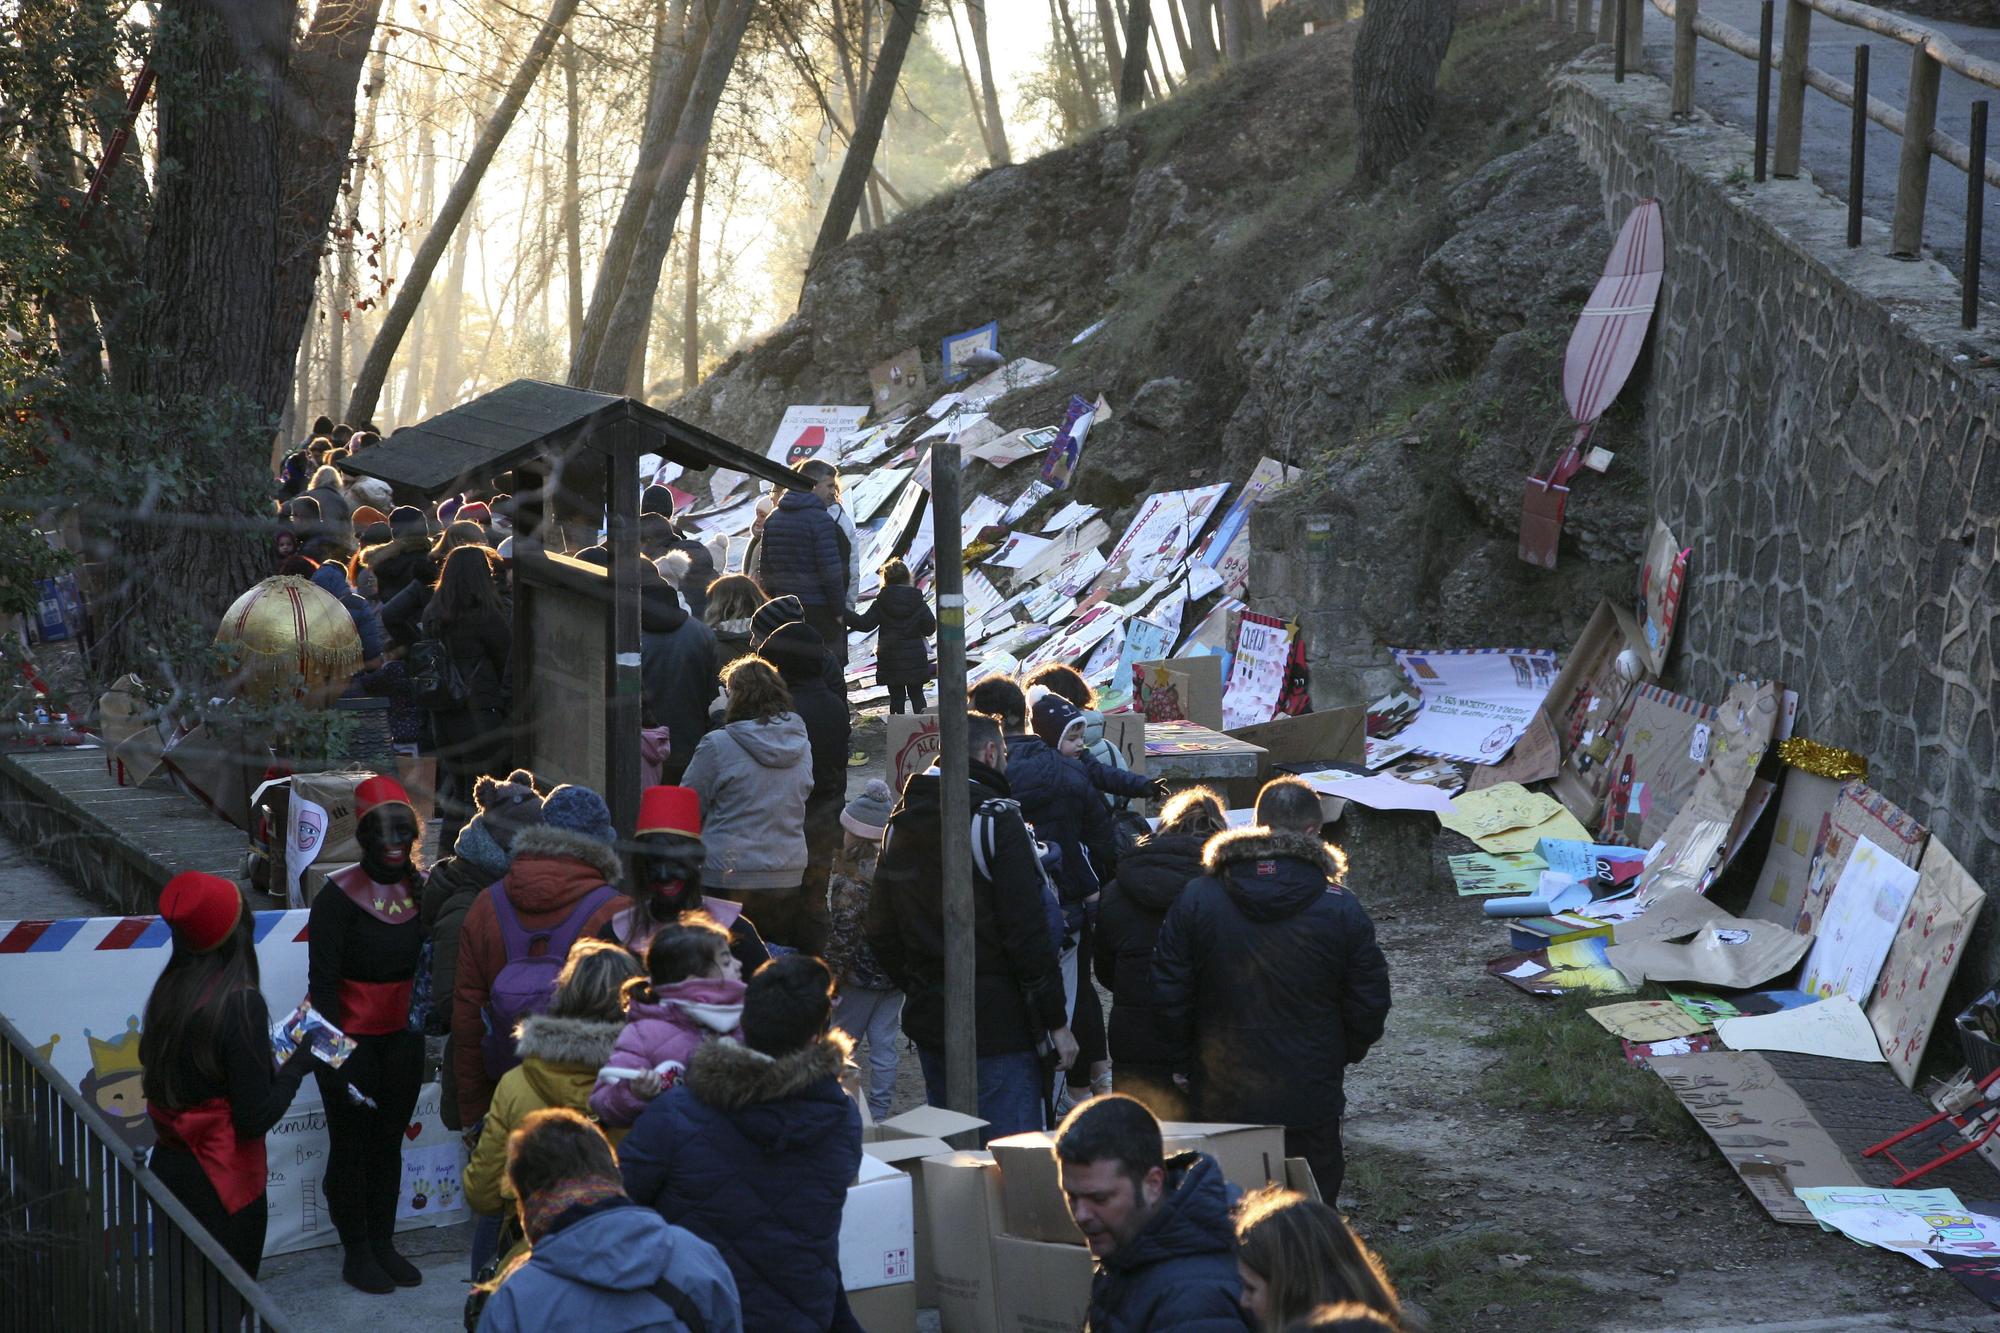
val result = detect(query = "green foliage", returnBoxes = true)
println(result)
[1475,990,1706,1144]
[129,623,358,765]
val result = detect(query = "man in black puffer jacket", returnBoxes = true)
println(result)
[1153,776,1390,1200]
[755,473,849,669]
[1055,1095,1248,1332]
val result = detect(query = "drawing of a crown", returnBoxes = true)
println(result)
[85,1016,144,1078]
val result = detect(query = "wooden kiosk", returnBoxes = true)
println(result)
[344,379,807,835]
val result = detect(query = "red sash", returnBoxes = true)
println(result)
[338,978,414,1036]
[150,1099,267,1216]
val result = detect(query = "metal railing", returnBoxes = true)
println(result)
[0,1014,292,1332]
[1543,0,1996,327]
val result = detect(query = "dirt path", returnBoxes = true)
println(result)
[1338,817,2000,1333]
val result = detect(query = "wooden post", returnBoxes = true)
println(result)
[1892,46,1942,259]
[1621,0,1645,72]
[1848,45,1869,248]
[1672,0,1697,117]
[604,415,644,840]
[930,428,978,1134]
[1774,0,1812,178]
[1754,0,1774,182]
[1965,100,1987,329]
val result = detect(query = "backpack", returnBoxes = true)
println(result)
[479,882,619,1081]
[971,797,1068,951]
[408,631,470,711]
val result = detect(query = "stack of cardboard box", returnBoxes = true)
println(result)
[841,1105,991,1332]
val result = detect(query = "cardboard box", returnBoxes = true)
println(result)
[284,770,375,907]
[865,1106,986,1307]
[923,1152,1007,1333]
[1157,1122,1288,1192]
[988,1132,1082,1245]
[887,712,941,794]
[841,1152,916,1294]
[1225,706,1366,769]
[991,1235,1096,1333]
[846,1280,917,1333]
[1137,655,1224,729]
[1285,1157,1322,1203]
[1100,710,1147,777]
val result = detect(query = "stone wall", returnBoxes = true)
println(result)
[1553,60,2000,977]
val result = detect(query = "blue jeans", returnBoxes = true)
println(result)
[916,1045,1046,1144]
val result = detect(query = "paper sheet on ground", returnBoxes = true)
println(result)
[1587,1000,1711,1041]
[1482,879,1593,917]
[1716,997,1884,1062]
[1607,895,1811,989]
[967,426,1055,468]
[1302,769,1455,814]
[1802,836,1923,1004]
[1391,648,1560,765]
[1440,783,1591,854]
[1448,852,1547,896]
[1486,937,1634,995]
[1811,1203,2000,1267]
[1799,1187,1964,1268]
[766,405,868,467]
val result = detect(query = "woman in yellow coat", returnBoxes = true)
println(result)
[462,939,642,1268]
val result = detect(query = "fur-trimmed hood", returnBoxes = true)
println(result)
[509,823,624,885]
[1202,825,1347,881]
[686,1030,853,1112]
[515,1012,624,1067]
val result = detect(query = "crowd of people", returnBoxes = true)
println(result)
[128,425,1405,1330]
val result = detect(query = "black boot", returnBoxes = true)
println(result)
[372,1242,422,1287]
[342,1246,394,1295]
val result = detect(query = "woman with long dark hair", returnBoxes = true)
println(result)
[422,543,512,852]
[1234,1186,1405,1332]
[141,872,317,1275]
[307,776,428,1294]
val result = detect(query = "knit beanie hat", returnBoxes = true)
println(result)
[457,501,492,526]
[751,595,805,644]
[474,768,543,822]
[642,483,677,518]
[841,779,894,841]
[158,872,242,953]
[390,505,427,539]
[541,784,617,846]
[756,620,826,684]
[1029,687,1084,749]
[350,504,388,531]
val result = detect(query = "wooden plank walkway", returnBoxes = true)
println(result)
[0,745,250,916]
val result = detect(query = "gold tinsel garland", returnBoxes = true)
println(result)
[1775,736,1868,782]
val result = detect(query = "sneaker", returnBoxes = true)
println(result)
[1090,1068,1114,1097]
[341,1248,394,1295]
[373,1244,423,1288]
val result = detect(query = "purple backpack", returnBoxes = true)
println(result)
[479,882,618,1081]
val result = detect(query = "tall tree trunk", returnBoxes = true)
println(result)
[683,152,705,390]
[1183,0,1219,71]
[621,0,678,399]
[567,0,702,388]
[1166,0,1196,72]
[397,120,435,426]
[1055,0,1102,128]
[102,0,382,675]
[1352,0,1457,184]
[562,37,584,366]
[341,39,385,420]
[808,0,922,272]
[1095,0,1125,95]
[1150,13,1178,92]
[1120,1,1152,112]
[328,249,347,413]
[965,0,1011,164]
[429,204,472,412]
[945,3,993,162]
[577,0,754,392]
[1217,0,1247,62]
[343,0,581,426]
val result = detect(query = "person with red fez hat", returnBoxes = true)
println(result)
[141,872,318,1276]
[306,774,428,1294]
[601,785,770,975]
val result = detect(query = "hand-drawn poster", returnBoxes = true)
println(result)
[1792,781,1927,940]
[1099,483,1233,589]
[940,320,999,384]
[1117,617,1179,700]
[1801,836,1922,1004]
[1196,457,1301,598]
[1868,838,1986,1087]
[1744,767,1846,927]
[1391,648,1559,766]
[869,348,926,417]
[1591,683,1719,849]
[766,405,869,467]
[1220,613,1294,731]
[1041,395,1095,490]
[1447,851,1548,896]
[1638,518,1690,675]
[1650,1052,1863,1224]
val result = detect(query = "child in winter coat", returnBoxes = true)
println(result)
[824,780,901,1121]
[590,918,746,1128]
[846,558,936,714]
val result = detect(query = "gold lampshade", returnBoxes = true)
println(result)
[213,575,362,703]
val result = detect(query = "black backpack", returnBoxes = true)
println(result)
[408,632,470,710]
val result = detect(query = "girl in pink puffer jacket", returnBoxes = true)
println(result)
[589,917,745,1127]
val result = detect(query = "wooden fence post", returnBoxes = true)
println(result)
[1893,46,1943,258]
[1673,0,1698,116]
[1775,0,1812,177]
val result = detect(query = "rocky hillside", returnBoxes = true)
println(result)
[673,6,1653,705]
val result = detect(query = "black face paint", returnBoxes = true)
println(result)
[635,832,703,917]
[359,807,418,883]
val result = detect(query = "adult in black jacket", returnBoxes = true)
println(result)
[846,557,935,714]
[422,545,513,852]
[640,507,718,620]
[755,617,850,951]
[1153,777,1390,1200]
[638,575,720,784]
[868,714,1077,1140]
[755,475,849,671]
[1096,788,1226,1121]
